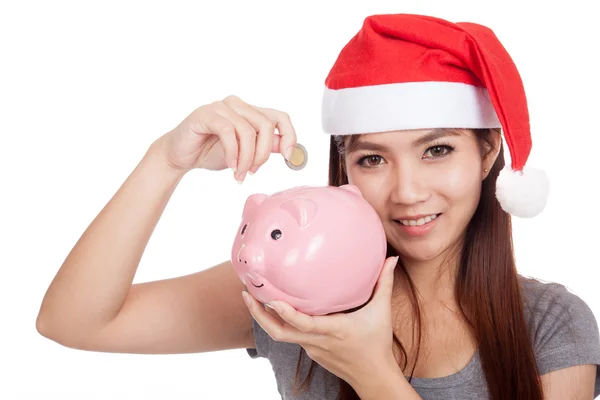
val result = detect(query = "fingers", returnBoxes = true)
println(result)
[243,291,318,345]
[267,301,343,336]
[250,119,274,174]
[255,106,298,162]
[213,100,256,181]
[370,256,399,306]
[198,112,239,171]
[223,96,277,176]
[205,95,298,182]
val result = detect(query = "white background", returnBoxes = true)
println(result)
[2,0,599,399]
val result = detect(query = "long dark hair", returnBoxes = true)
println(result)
[291,128,544,399]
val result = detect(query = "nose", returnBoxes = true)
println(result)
[389,162,430,205]
[236,244,266,275]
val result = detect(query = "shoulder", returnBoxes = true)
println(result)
[518,275,600,376]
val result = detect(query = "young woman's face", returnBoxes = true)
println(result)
[344,128,491,263]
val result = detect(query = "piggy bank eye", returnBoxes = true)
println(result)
[241,224,248,235]
[271,229,282,240]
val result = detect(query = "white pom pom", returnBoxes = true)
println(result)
[495,166,549,218]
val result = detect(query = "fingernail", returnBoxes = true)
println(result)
[248,165,259,175]
[230,159,237,172]
[268,301,283,313]
[236,171,247,184]
[242,291,250,306]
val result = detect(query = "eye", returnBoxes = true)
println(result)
[241,224,247,235]
[271,229,282,240]
[424,145,454,158]
[357,154,384,167]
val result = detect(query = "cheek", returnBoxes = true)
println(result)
[437,159,482,205]
[347,168,384,196]
[347,172,389,221]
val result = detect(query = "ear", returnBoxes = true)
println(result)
[339,184,363,197]
[280,198,318,228]
[482,129,502,179]
[242,193,267,217]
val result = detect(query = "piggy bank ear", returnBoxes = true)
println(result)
[339,184,363,197]
[281,198,318,228]
[242,193,267,217]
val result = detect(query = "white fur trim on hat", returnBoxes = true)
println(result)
[321,81,501,134]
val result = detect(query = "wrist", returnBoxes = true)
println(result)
[145,139,188,182]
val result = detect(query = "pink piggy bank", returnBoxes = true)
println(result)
[231,184,387,315]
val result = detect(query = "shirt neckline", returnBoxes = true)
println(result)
[403,349,480,388]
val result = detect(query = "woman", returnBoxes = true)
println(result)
[36,13,599,400]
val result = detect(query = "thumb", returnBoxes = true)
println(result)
[371,256,399,304]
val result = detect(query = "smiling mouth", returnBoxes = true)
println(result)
[247,277,264,288]
[394,213,441,226]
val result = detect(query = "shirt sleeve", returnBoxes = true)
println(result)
[526,281,600,397]
[246,315,272,359]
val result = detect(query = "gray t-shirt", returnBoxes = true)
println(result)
[246,275,600,399]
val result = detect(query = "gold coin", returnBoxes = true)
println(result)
[285,143,308,170]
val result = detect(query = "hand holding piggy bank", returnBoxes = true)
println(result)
[231,184,387,315]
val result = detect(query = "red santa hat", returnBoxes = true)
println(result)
[321,14,549,218]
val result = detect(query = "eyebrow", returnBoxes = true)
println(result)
[347,128,463,154]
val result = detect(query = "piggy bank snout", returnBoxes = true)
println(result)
[236,244,266,274]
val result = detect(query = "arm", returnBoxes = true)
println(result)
[350,358,423,400]
[36,142,254,353]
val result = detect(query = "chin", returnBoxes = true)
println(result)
[391,240,451,263]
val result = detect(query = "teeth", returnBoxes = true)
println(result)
[399,214,438,226]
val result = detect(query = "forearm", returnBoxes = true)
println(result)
[36,141,185,342]
[351,361,423,400]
